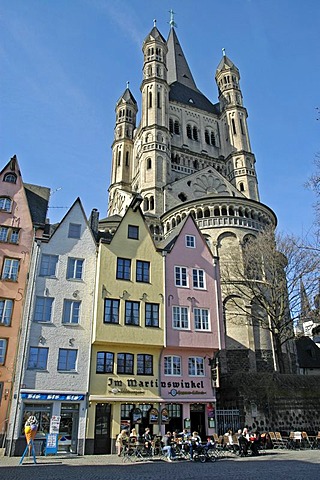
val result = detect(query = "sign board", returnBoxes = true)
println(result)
[45,434,58,456]
[50,416,61,434]
[21,393,85,401]
[149,408,159,424]
[161,408,169,424]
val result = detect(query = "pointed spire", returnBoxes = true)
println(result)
[166,27,198,90]
[116,82,137,106]
[216,50,239,75]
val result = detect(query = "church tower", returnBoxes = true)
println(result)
[215,52,259,201]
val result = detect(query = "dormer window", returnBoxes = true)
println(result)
[3,173,17,183]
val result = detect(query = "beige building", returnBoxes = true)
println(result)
[87,198,165,454]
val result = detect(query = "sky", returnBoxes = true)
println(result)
[0,0,319,237]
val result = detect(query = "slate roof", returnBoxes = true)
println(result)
[24,183,50,227]
[169,81,220,114]
[295,336,320,369]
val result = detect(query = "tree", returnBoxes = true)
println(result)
[221,226,320,373]
[306,152,320,238]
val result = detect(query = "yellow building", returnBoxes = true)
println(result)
[87,197,165,454]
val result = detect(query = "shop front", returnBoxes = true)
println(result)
[12,391,87,456]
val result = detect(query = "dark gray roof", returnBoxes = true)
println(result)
[24,183,50,227]
[143,26,166,45]
[117,87,137,106]
[295,336,320,369]
[166,27,198,90]
[169,81,220,114]
[216,54,239,74]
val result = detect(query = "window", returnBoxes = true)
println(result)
[68,223,81,239]
[205,130,210,144]
[117,353,134,374]
[2,258,20,281]
[125,301,140,326]
[57,348,77,371]
[164,355,181,376]
[194,308,210,330]
[3,173,17,183]
[145,303,159,327]
[175,266,188,287]
[147,158,152,169]
[66,258,84,280]
[27,347,48,370]
[172,306,189,329]
[34,297,53,323]
[137,354,153,375]
[104,299,120,324]
[193,126,198,141]
[136,260,150,282]
[62,300,81,324]
[186,124,192,139]
[169,118,174,133]
[0,197,12,212]
[0,226,19,244]
[188,356,205,376]
[192,269,205,289]
[174,120,180,135]
[231,118,237,135]
[96,352,114,373]
[39,254,59,277]
[128,225,139,239]
[116,258,131,280]
[185,235,195,248]
[0,298,13,326]
[0,339,8,364]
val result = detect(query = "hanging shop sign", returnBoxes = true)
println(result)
[49,416,61,434]
[161,408,169,424]
[149,408,159,424]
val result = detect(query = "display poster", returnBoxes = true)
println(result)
[45,434,58,456]
[50,416,61,434]
[149,408,159,424]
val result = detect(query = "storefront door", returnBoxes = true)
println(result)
[190,404,205,439]
[59,403,79,453]
[94,403,111,454]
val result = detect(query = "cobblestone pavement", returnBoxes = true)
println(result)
[1,449,319,480]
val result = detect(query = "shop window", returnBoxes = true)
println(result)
[21,404,51,436]
[96,352,114,373]
[39,254,59,277]
[137,354,153,375]
[27,347,49,370]
[145,303,159,327]
[136,260,150,282]
[117,353,134,374]
[104,299,120,324]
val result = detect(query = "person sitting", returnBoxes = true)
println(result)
[238,429,249,456]
[162,431,175,462]
[249,431,260,456]
[143,427,152,454]
[189,431,202,460]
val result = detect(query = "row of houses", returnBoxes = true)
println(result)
[0,156,224,455]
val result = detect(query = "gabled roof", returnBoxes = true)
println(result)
[166,27,198,91]
[24,183,50,227]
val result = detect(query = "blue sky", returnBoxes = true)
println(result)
[0,0,319,237]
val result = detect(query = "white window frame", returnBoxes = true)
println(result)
[0,299,13,326]
[62,299,81,324]
[194,308,210,331]
[67,258,84,280]
[0,338,8,364]
[164,355,181,376]
[188,356,205,376]
[185,235,196,248]
[172,306,189,330]
[174,266,188,287]
[192,268,206,289]
[2,258,20,281]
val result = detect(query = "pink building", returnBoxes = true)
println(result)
[160,215,224,438]
[0,156,49,447]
